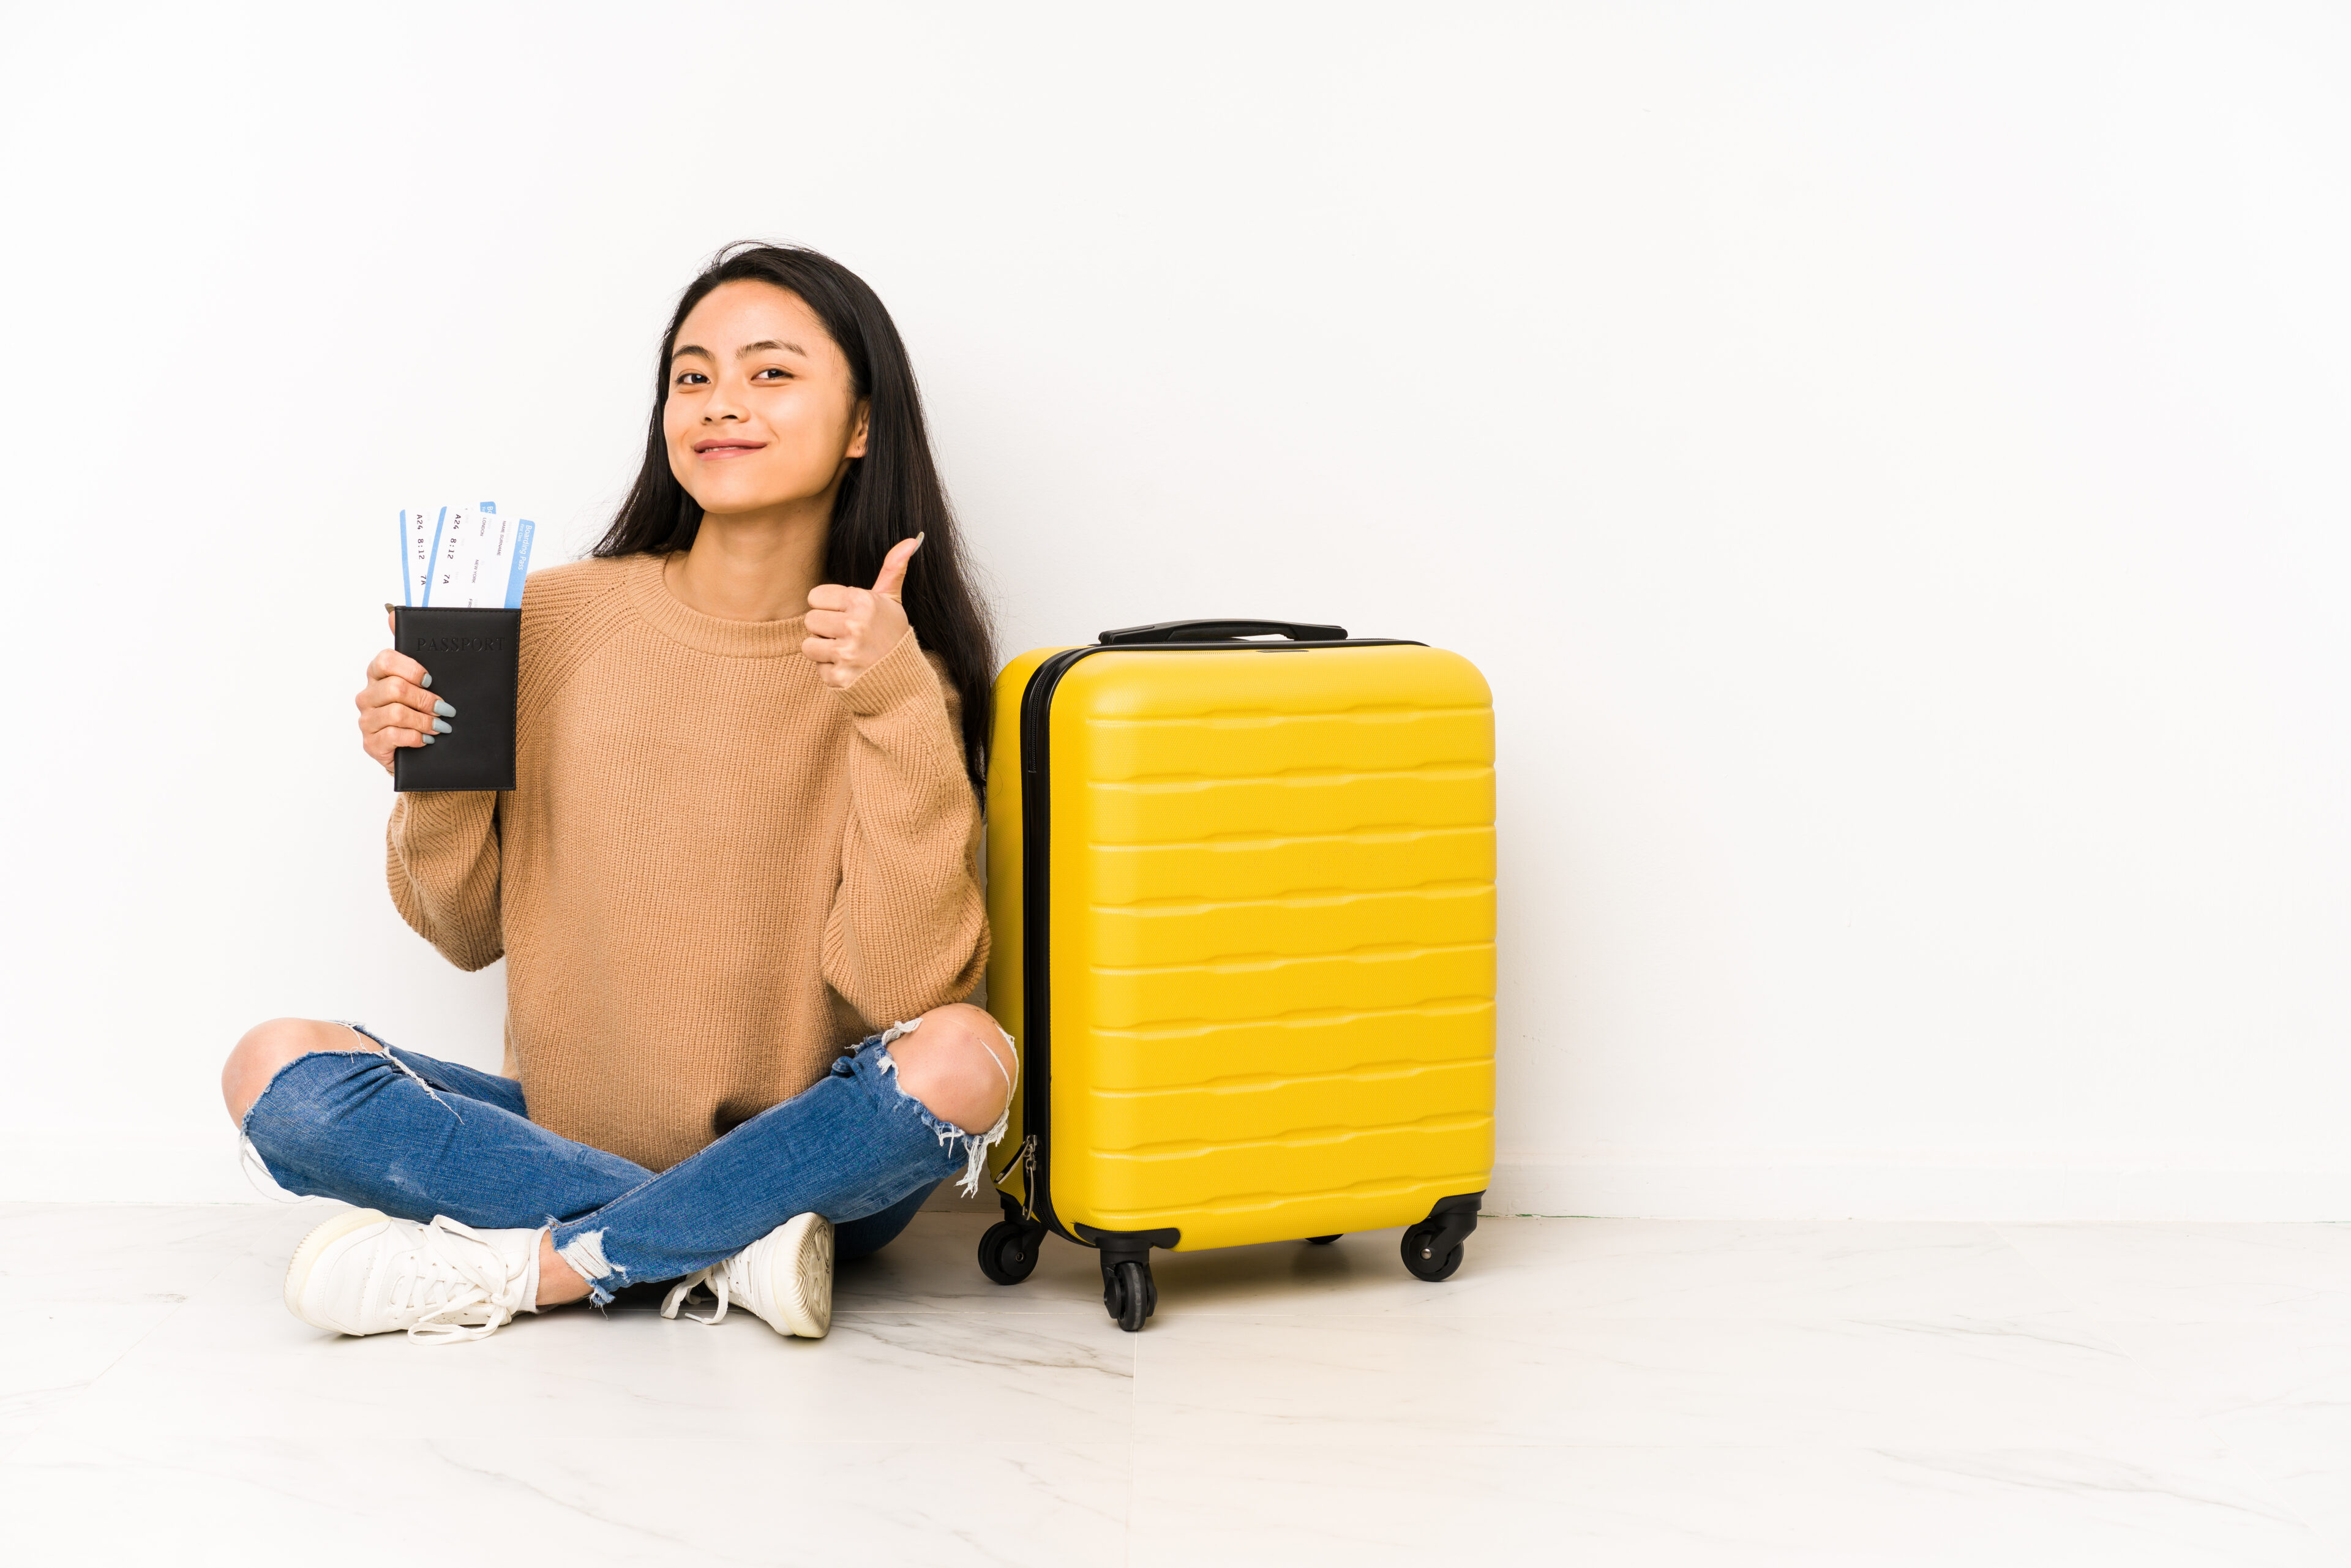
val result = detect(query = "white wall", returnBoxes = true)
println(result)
[2,3,2345,1217]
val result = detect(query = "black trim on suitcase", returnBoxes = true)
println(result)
[1014,631,1425,1253]
[1013,643,1097,1247]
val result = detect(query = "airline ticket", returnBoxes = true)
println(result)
[397,503,534,608]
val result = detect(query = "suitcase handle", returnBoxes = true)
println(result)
[1096,618,1350,645]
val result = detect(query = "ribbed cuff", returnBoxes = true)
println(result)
[391,788,496,842]
[832,626,939,718]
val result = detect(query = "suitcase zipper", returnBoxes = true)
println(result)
[992,1133,1039,1223]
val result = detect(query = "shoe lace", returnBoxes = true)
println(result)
[399,1217,528,1343]
[659,1264,733,1326]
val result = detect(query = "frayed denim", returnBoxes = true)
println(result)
[242,1022,985,1305]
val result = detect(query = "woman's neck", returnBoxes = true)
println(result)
[662,505,830,622]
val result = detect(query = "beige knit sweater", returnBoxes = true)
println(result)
[386,552,988,1172]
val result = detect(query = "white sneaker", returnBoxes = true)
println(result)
[659,1212,833,1340]
[284,1208,541,1343]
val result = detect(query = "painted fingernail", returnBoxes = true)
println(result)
[433,718,452,735]
[422,673,433,689]
[422,734,436,745]
[434,699,456,718]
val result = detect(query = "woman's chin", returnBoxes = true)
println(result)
[684,485,826,522]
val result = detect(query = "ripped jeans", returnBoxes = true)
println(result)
[241,1020,1007,1306]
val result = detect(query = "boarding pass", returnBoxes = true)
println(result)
[397,503,536,609]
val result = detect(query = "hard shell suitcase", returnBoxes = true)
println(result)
[977,618,1496,1330]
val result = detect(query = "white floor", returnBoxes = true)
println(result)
[4,1205,2348,1566]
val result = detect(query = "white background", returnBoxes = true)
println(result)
[2,3,2344,1216]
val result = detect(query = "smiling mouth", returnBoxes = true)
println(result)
[693,441,766,457]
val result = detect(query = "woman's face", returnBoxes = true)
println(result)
[664,280,868,520]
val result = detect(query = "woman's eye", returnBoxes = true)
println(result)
[673,372,708,387]
[753,367,789,380]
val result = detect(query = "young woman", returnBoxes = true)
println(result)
[220,244,1013,1344]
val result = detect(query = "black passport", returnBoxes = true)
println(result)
[391,606,520,792]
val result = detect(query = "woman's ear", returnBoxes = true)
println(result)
[846,399,871,460]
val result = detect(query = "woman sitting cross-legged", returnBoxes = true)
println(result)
[222,243,1011,1344]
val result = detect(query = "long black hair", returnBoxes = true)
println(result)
[592,242,994,790]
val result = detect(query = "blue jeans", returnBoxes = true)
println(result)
[242,1021,992,1306]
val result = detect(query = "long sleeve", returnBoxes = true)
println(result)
[386,789,503,971]
[819,628,989,1024]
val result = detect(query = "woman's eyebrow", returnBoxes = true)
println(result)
[670,339,806,364]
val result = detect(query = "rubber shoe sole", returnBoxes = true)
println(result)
[283,1206,392,1330]
[766,1212,833,1339]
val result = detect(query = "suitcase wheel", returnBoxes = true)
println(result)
[1101,1258,1156,1332]
[978,1220,1046,1286]
[1401,1221,1466,1283]
[1306,1234,1343,1245]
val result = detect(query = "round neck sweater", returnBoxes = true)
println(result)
[385,552,988,1172]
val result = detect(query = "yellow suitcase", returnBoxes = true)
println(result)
[978,618,1495,1329]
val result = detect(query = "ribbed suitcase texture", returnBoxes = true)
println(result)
[982,627,1494,1320]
